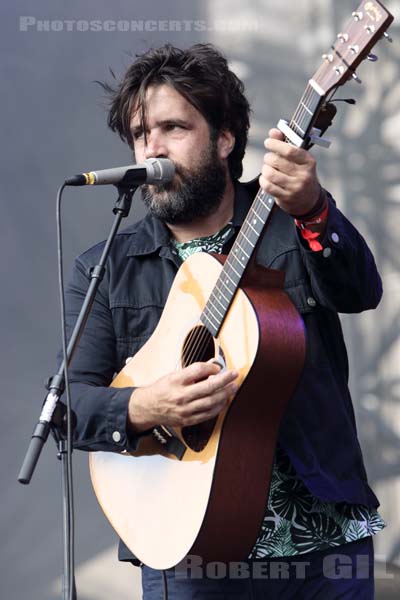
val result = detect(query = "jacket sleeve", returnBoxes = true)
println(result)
[296,193,383,313]
[59,252,141,453]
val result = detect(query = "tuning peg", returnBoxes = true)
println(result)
[383,31,393,43]
[367,53,378,62]
[352,72,362,84]
[337,32,349,43]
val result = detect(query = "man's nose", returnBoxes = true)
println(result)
[144,132,168,159]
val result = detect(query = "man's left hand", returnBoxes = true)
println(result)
[259,128,321,216]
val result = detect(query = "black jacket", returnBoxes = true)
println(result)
[63,181,382,558]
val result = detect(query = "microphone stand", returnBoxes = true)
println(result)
[18,183,137,599]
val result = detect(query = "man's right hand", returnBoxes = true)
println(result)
[127,362,239,432]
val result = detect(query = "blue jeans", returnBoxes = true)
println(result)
[141,537,374,599]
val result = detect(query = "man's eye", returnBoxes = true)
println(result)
[133,131,144,140]
[166,123,183,131]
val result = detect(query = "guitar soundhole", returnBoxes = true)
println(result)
[181,325,218,453]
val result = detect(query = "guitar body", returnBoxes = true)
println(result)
[89,251,305,569]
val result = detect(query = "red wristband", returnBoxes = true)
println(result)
[294,200,329,230]
[295,201,329,252]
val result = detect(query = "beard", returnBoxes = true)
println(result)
[141,139,227,225]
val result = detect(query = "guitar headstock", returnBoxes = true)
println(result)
[310,0,394,96]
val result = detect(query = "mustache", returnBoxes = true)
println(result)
[145,161,186,193]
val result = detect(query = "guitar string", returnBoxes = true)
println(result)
[290,84,315,136]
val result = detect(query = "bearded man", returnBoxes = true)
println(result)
[64,43,384,599]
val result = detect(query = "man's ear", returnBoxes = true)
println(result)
[217,130,235,160]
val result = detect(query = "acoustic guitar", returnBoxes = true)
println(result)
[89,0,393,569]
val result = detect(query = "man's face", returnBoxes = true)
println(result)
[130,84,229,224]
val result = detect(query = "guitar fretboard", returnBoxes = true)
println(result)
[291,82,323,138]
[200,191,274,337]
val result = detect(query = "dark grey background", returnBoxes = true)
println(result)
[1,1,399,599]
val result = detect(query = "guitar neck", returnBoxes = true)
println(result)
[200,189,275,337]
[200,84,324,338]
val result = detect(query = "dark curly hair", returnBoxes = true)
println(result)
[102,44,251,180]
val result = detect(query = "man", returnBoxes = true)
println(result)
[65,44,384,598]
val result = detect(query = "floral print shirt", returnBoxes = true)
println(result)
[249,445,385,558]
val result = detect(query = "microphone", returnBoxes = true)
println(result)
[65,158,175,187]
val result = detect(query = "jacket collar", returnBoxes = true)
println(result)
[126,178,259,257]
